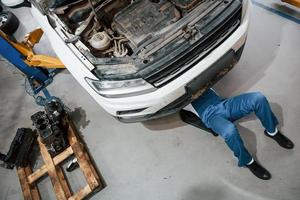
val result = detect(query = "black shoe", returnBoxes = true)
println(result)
[264,130,294,149]
[246,161,271,180]
[179,110,218,137]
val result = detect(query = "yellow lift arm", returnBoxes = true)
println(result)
[282,0,300,8]
[0,28,65,69]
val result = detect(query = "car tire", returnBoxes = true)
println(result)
[0,4,3,12]
[0,11,19,35]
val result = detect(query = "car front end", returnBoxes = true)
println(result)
[31,0,251,122]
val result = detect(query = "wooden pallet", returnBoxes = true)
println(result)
[16,116,103,200]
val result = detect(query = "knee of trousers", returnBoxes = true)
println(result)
[221,123,239,141]
[250,92,267,106]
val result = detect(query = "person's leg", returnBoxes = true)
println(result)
[208,115,271,179]
[224,92,293,149]
[224,92,278,133]
[207,116,252,167]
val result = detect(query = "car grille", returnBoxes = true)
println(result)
[145,3,242,88]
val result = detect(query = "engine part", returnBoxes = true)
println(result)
[50,0,74,8]
[89,31,111,50]
[75,11,95,36]
[170,0,200,10]
[0,128,36,169]
[113,38,128,57]
[66,157,79,172]
[0,11,19,35]
[113,0,180,48]
[31,100,69,157]
[67,1,92,23]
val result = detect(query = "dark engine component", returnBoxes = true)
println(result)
[113,0,180,48]
[170,0,201,10]
[50,0,74,8]
[31,100,69,157]
[0,128,36,169]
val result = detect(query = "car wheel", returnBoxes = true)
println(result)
[0,11,19,35]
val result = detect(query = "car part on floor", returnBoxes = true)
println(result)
[66,157,79,172]
[179,109,218,136]
[282,0,300,7]
[31,100,69,157]
[0,128,36,169]
[17,113,103,200]
[0,11,19,35]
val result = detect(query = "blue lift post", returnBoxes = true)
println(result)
[0,34,57,105]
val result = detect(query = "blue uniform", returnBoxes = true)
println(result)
[191,89,279,167]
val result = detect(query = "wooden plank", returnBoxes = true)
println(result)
[28,165,47,184]
[38,137,68,200]
[56,166,72,198]
[17,167,34,200]
[24,167,41,200]
[67,116,102,190]
[82,151,102,189]
[17,116,102,200]
[71,142,99,190]
[28,146,74,184]
[69,185,91,200]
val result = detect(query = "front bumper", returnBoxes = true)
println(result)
[118,44,245,123]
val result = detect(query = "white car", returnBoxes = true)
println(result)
[7,0,251,122]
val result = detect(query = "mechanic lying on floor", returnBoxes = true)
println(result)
[183,89,294,180]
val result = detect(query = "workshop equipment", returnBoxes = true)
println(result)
[31,100,69,157]
[17,113,103,200]
[282,0,300,8]
[0,28,65,95]
[0,128,36,169]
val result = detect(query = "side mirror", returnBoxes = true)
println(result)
[1,0,31,8]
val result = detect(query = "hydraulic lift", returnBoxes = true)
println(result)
[282,0,300,8]
[0,28,65,104]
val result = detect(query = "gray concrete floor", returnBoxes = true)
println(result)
[1,1,300,200]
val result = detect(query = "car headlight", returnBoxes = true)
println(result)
[85,77,156,98]
[94,63,139,76]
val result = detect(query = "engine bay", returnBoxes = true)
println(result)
[50,0,204,58]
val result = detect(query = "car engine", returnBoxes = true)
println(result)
[48,0,203,58]
[113,0,180,49]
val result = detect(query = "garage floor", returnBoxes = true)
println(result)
[1,1,300,200]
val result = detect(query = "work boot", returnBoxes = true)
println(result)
[264,130,294,149]
[247,161,271,180]
[179,110,218,136]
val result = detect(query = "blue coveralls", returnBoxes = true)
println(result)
[191,89,279,167]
